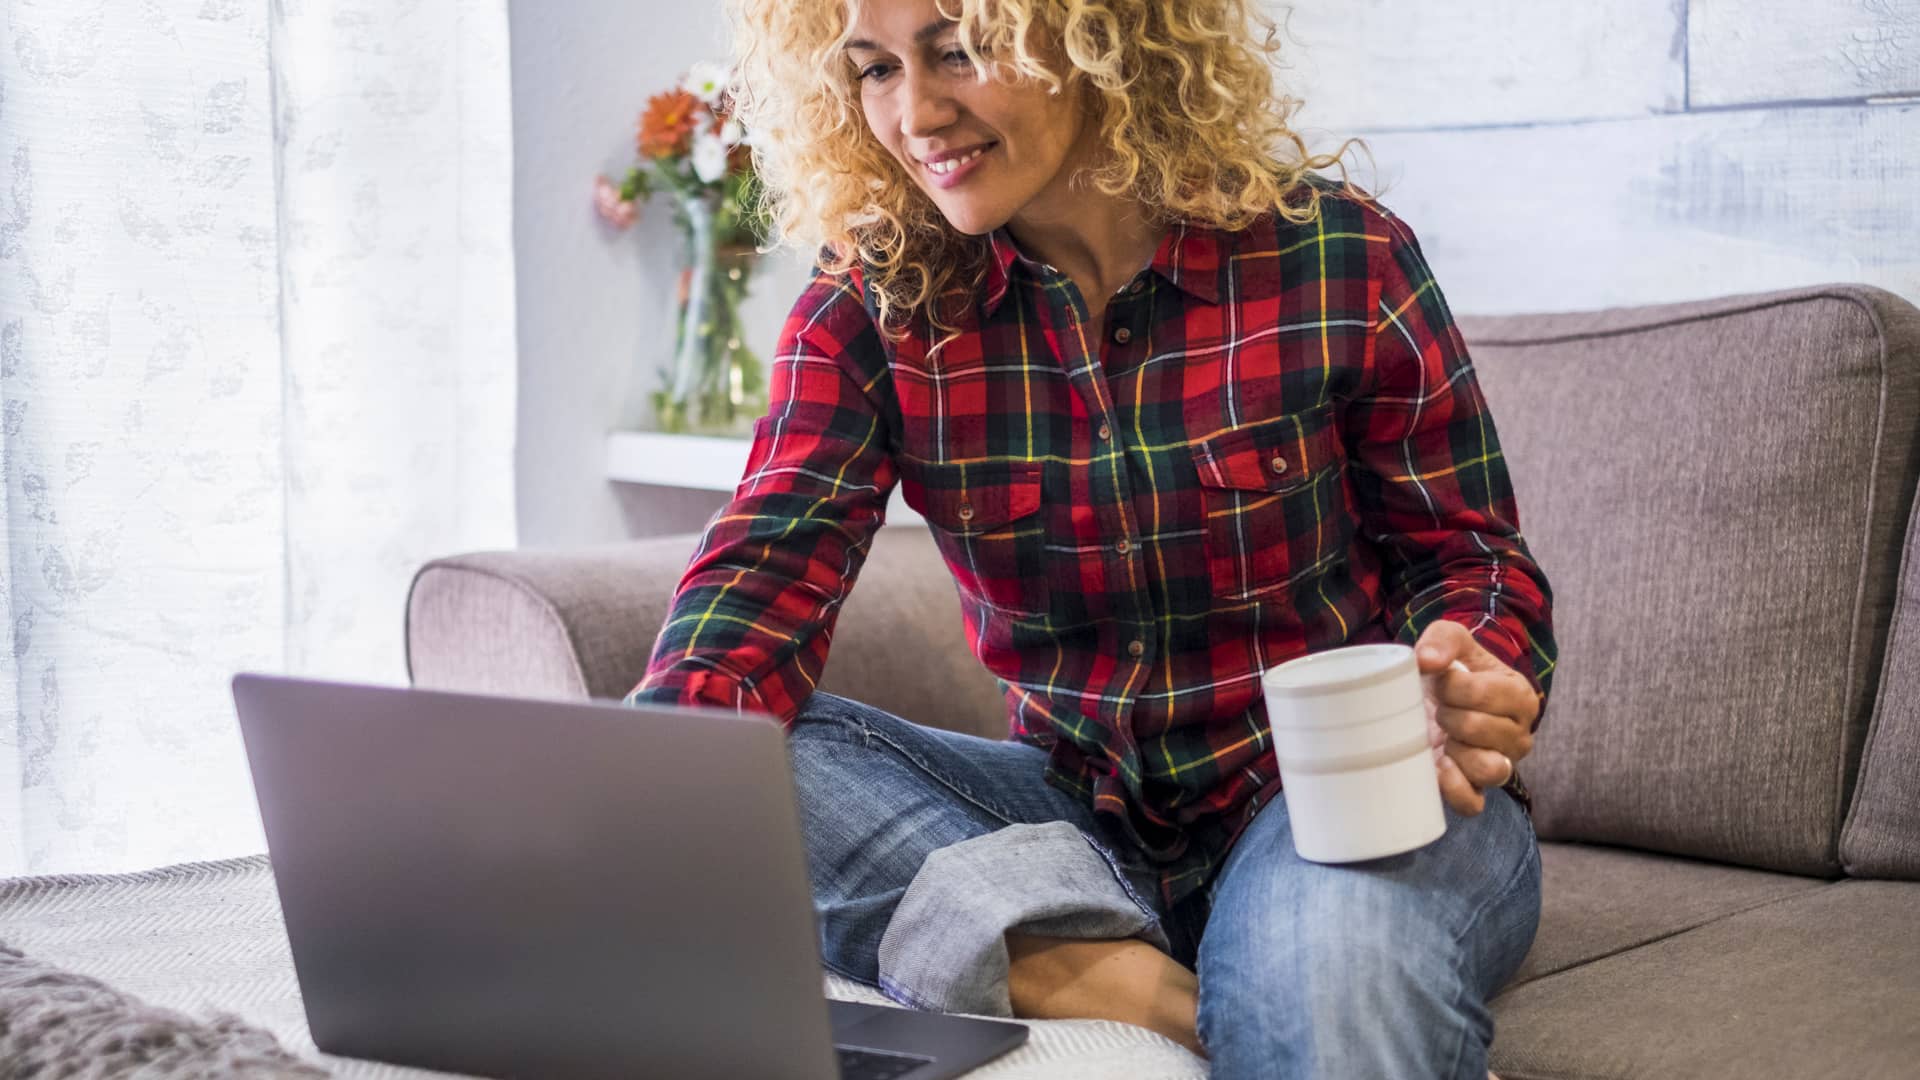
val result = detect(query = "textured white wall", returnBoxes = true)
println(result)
[508,2,816,545]
[511,1,1919,547]
[1275,0,1919,315]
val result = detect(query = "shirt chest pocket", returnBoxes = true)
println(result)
[898,458,1051,620]
[1190,404,1349,601]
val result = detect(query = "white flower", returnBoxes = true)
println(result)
[681,61,730,106]
[691,128,730,183]
[719,118,745,148]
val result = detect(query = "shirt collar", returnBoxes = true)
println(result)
[980,216,1226,320]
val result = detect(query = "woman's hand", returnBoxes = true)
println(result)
[1413,621,1541,816]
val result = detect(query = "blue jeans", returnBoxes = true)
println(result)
[787,693,1542,1080]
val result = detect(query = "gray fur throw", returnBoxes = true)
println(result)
[0,942,327,1078]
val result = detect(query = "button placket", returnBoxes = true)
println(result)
[1055,282,1153,725]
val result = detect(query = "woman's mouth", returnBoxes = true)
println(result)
[922,143,994,189]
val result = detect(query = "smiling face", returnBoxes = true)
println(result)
[843,0,1098,236]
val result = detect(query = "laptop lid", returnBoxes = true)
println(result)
[232,672,842,1080]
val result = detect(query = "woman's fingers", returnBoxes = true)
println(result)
[1434,750,1486,816]
[1430,664,1541,735]
[1444,737,1513,789]
[1433,704,1531,763]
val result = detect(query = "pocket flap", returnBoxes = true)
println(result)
[899,459,1044,532]
[1193,410,1342,493]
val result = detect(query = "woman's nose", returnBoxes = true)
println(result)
[899,67,958,139]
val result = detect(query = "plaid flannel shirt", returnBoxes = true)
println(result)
[629,185,1557,905]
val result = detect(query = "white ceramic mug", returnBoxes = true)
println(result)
[1262,643,1447,863]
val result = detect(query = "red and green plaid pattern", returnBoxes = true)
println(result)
[630,186,1556,904]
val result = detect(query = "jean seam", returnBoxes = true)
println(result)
[858,715,1031,829]
[1450,801,1541,951]
[822,954,882,993]
[1072,827,1168,934]
[1441,810,1542,1079]
[1193,946,1214,1056]
[877,973,940,1013]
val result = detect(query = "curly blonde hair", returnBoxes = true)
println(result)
[726,0,1375,356]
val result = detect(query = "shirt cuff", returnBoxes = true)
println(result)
[623,664,768,715]
[1463,621,1547,734]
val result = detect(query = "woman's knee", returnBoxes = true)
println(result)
[1196,910,1481,1077]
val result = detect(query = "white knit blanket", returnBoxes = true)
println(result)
[0,856,1207,1079]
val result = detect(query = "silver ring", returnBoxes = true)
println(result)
[1497,753,1515,787]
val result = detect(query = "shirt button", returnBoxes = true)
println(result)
[957,502,975,522]
[1096,423,1112,441]
[1269,456,1288,474]
[1128,279,1146,295]
[1115,539,1131,555]
[1127,639,1146,658]
[1112,326,1132,345]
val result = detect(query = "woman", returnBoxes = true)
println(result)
[628,1,1555,1076]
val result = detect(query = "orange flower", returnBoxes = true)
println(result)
[638,89,703,160]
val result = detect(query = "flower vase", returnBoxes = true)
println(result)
[654,191,765,436]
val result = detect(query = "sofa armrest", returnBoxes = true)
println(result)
[404,527,1010,739]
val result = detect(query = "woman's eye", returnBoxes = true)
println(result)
[853,48,974,84]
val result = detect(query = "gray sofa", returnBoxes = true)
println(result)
[407,282,1920,1079]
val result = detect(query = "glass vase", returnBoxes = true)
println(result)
[653,190,765,436]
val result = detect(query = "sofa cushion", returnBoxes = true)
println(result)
[406,527,1009,739]
[1459,285,1920,876]
[1509,840,1823,988]
[1488,880,1920,1079]
[1842,462,1920,879]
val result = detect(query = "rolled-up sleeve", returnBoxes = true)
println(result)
[625,266,896,724]
[1350,212,1558,732]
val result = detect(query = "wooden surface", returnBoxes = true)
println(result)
[1690,0,1920,107]
[1258,2,1920,318]
[1350,102,1920,315]
[1275,0,1684,131]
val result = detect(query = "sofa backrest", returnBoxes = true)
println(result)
[1459,284,1920,877]
[1842,461,1920,879]
[406,528,1008,739]
[814,529,1010,738]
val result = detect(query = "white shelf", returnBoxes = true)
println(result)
[605,431,920,524]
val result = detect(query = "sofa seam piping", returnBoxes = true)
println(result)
[1464,286,1881,347]
[1506,880,1840,989]
[1832,290,1902,871]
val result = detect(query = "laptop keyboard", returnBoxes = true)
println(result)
[836,1045,935,1080]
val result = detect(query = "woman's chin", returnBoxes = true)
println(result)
[935,207,1003,237]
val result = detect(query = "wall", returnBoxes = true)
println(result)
[1276,0,1919,315]
[510,1,1919,548]
[508,2,817,546]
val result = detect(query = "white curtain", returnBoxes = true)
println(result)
[0,0,517,876]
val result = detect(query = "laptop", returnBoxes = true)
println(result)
[231,673,1029,1080]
